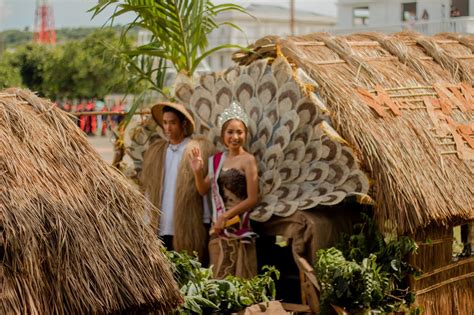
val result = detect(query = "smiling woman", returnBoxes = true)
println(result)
[189,101,259,279]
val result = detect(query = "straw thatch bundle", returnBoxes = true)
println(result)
[234,31,474,236]
[0,89,182,314]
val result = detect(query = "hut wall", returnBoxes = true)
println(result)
[409,225,453,272]
[411,256,474,315]
[408,225,474,314]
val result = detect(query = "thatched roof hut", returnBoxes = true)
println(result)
[231,31,473,315]
[0,89,181,314]
[124,31,472,313]
[234,31,473,235]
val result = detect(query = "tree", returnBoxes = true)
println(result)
[44,29,139,99]
[6,29,141,99]
[0,51,22,89]
[9,43,54,95]
[0,30,33,51]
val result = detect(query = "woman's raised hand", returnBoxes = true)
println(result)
[189,147,204,173]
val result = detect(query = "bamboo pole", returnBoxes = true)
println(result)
[415,272,474,296]
[454,55,474,60]
[435,39,460,44]
[295,41,326,46]
[348,41,381,46]
[441,151,458,155]
[389,92,438,97]
[368,86,434,93]
[314,59,347,65]
[70,111,150,116]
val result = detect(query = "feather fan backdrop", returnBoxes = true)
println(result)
[130,56,370,221]
[129,57,369,222]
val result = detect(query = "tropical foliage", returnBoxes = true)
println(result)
[90,0,248,95]
[0,26,132,51]
[0,51,22,89]
[314,213,419,314]
[42,29,139,98]
[165,250,279,314]
[89,0,249,163]
[1,29,140,98]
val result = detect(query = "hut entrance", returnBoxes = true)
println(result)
[254,201,365,311]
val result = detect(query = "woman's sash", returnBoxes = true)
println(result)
[208,151,226,223]
[208,151,256,240]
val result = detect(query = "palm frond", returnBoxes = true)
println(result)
[91,0,250,76]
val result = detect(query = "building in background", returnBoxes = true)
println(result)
[206,4,336,70]
[334,0,474,34]
[138,4,336,72]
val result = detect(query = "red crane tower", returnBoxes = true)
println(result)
[34,0,56,44]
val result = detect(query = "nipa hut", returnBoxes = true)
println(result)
[128,31,473,314]
[230,31,474,314]
[0,89,182,314]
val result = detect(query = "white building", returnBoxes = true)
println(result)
[334,0,474,34]
[137,4,336,74]
[207,4,336,70]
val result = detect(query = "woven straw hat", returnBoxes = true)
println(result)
[151,102,195,136]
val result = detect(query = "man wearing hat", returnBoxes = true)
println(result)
[140,102,214,260]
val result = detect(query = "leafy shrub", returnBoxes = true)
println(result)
[164,250,279,314]
[314,213,418,314]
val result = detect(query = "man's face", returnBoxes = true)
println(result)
[162,111,186,144]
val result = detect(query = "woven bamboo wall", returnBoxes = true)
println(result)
[409,225,453,272]
[411,256,474,314]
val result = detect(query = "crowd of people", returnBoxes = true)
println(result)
[55,99,127,136]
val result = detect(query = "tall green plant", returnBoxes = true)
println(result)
[90,0,249,165]
[90,0,248,95]
[0,51,22,89]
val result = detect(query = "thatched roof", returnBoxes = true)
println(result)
[0,89,181,313]
[234,31,473,235]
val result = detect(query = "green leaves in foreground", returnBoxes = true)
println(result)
[164,250,279,314]
[314,213,419,314]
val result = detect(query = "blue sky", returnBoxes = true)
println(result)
[0,0,337,31]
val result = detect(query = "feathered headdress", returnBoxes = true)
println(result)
[217,101,249,130]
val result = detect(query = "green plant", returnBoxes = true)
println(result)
[89,1,251,167]
[91,0,247,77]
[315,212,418,314]
[164,250,279,314]
[90,0,249,116]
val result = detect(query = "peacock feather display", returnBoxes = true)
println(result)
[129,56,370,222]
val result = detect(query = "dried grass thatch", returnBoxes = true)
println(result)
[234,31,474,236]
[0,89,182,314]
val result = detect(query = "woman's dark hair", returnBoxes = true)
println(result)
[162,106,186,124]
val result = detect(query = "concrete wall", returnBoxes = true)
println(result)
[206,7,336,72]
[337,0,453,28]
